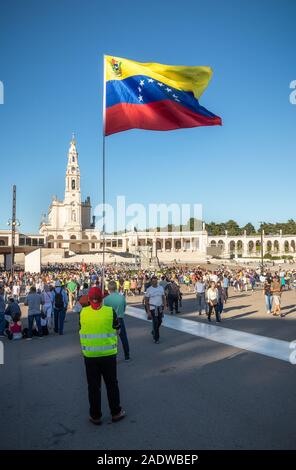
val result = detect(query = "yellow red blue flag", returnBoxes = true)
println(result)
[104,55,222,136]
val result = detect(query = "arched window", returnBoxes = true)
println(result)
[237,240,243,252]
[165,240,172,250]
[218,240,224,249]
[175,240,181,250]
[229,241,235,253]
[72,156,75,162]
[71,179,76,190]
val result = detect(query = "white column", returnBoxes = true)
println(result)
[172,237,175,252]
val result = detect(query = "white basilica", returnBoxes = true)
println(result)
[40,136,98,253]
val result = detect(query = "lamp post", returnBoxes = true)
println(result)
[259,221,264,273]
[7,185,20,276]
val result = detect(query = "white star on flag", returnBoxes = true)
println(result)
[157,82,164,87]
[166,87,172,93]
[138,87,142,92]
[173,94,178,99]
[139,80,145,86]
[148,78,154,83]
[138,95,143,102]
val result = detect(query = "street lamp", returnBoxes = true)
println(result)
[7,218,20,275]
[259,221,264,273]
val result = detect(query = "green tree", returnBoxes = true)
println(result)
[224,220,241,236]
[242,222,256,235]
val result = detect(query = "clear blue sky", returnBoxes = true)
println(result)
[0,0,295,233]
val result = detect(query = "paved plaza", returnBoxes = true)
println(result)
[1,286,296,450]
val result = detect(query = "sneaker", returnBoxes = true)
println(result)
[154,340,160,344]
[124,357,131,362]
[89,416,102,426]
[267,310,271,314]
[112,410,126,423]
[26,337,32,341]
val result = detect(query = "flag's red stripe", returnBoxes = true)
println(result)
[105,100,222,136]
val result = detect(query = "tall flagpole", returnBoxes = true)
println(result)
[102,55,106,293]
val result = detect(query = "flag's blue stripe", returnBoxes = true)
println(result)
[106,75,217,118]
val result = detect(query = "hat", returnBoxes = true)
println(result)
[88,287,103,310]
[55,280,61,287]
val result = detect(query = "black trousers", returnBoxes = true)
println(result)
[84,355,121,419]
[168,294,179,313]
[208,303,221,322]
[151,308,163,341]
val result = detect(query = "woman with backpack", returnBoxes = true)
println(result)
[41,284,54,330]
[53,280,68,335]
[167,279,181,315]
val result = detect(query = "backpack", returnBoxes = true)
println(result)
[54,289,64,309]
[168,282,179,296]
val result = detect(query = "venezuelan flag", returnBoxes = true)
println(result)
[104,55,222,136]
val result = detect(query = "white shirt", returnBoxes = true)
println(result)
[12,285,20,295]
[210,274,218,283]
[145,285,165,307]
[207,288,218,302]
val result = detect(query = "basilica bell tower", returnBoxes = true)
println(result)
[65,134,81,204]
[64,134,82,228]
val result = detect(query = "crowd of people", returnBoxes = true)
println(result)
[0,262,295,341]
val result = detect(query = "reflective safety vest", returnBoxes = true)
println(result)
[79,305,118,358]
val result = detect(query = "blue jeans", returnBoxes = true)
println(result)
[196,293,206,314]
[54,308,66,334]
[265,295,273,312]
[28,314,42,337]
[217,300,224,315]
[118,318,130,359]
[0,313,5,335]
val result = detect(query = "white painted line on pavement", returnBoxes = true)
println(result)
[126,306,294,363]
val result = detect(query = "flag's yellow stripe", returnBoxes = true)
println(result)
[105,55,213,99]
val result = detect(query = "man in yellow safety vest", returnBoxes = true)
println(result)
[79,286,126,425]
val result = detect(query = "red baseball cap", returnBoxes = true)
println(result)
[88,287,103,310]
